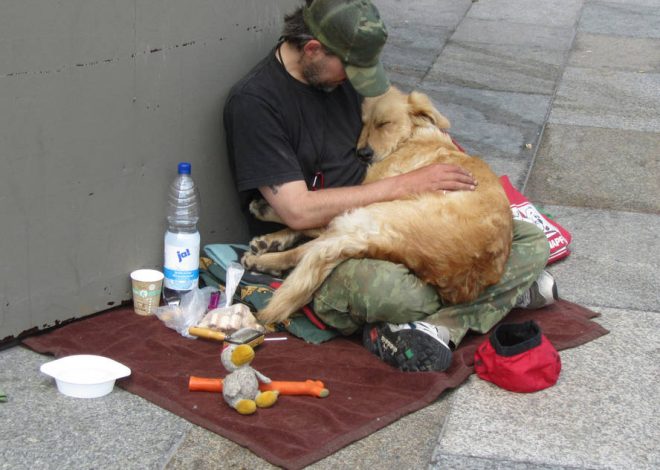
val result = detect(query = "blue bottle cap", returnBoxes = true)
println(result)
[177,162,192,174]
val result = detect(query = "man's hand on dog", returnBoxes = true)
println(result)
[400,163,477,194]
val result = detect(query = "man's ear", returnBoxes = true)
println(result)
[408,91,451,129]
[302,39,325,57]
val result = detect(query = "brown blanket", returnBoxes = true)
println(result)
[23,300,607,469]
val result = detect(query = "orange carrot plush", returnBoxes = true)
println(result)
[189,376,329,398]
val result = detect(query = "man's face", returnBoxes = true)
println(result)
[301,49,347,93]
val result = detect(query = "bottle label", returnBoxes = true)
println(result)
[163,267,199,289]
[164,232,200,291]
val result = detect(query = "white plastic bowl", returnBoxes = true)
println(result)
[40,355,131,398]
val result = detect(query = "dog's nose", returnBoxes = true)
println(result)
[357,146,374,163]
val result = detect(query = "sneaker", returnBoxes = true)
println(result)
[362,321,453,372]
[514,271,559,310]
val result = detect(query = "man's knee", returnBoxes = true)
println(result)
[512,220,550,271]
[313,258,440,332]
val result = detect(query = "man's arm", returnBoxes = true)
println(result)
[260,163,477,230]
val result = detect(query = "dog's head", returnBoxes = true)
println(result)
[356,87,451,163]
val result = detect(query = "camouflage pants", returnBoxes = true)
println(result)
[312,220,549,346]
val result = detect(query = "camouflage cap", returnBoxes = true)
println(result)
[303,0,390,97]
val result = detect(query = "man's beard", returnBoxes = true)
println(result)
[302,60,339,93]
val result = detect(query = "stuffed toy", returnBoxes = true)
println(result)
[221,343,278,415]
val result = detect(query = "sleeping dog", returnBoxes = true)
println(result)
[242,87,513,324]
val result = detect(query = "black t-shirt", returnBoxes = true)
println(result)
[223,47,367,236]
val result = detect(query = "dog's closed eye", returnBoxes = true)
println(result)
[375,121,391,129]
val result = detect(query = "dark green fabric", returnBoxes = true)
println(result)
[200,257,338,344]
[282,316,339,344]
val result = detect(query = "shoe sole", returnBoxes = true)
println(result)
[363,324,453,372]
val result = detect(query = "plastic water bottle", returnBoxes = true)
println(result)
[163,162,201,304]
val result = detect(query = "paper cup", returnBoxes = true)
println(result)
[130,269,164,315]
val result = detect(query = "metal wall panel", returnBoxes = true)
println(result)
[0,0,301,341]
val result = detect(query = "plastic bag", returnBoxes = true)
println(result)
[198,303,264,334]
[222,262,244,308]
[197,262,263,334]
[155,286,217,338]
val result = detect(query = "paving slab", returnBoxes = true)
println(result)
[532,206,659,312]
[377,0,470,89]
[569,32,660,73]
[381,22,452,78]
[431,306,660,470]
[427,41,566,95]
[385,69,425,93]
[525,123,660,213]
[432,455,578,470]
[549,67,660,132]
[0,346,192,470]
[579,0,660,39]
[166,391,452,469]
[467,0,583,28]
[451,18,575,51]
[165,426,275,469]
[418,83,552,187]
[302,396,450,469]
[375,0,472,28]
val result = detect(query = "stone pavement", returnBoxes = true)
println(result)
[1,0,658,468]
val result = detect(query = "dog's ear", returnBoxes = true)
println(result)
[408,91,451,129]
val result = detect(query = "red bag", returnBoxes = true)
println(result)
[475,321,561,393]
[500,175,572,264]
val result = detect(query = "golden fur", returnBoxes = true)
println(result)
[243,87,513,324]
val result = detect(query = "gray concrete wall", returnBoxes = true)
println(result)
[0,0,300,341]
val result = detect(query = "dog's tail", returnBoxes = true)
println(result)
[257,234,368,324]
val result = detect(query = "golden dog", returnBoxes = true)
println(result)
[243,87,513,324]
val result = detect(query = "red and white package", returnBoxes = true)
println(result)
[499,175,572,264]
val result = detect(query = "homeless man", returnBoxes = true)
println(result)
[223,0,557,372]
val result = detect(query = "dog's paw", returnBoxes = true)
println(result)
[241,252,283,277]
[241,252,258,270]
[249,198,282,223]
[249,235,282,255]
[249,198,267,218]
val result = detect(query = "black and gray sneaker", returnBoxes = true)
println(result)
[515,270,559,309]
[363,321,453,372]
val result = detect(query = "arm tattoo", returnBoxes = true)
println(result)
[269,184,282,195]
